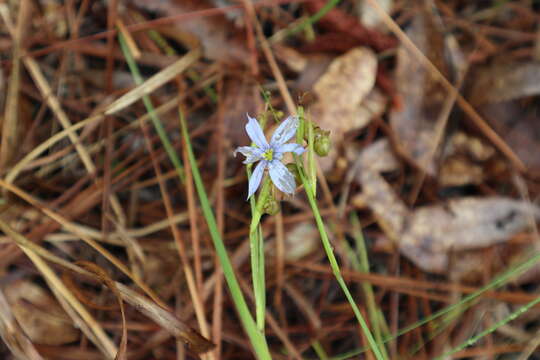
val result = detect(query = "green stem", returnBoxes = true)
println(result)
[294,156,386,360]
[250,177,272,331]
[180,112,271,360]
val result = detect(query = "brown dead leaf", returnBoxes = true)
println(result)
[74,261,127,360]
[399,197,540,273]
[5,281,79,346]
[312,47,377,118]
[115,283,215,354]
[390,7,458,175]
[352,139,408,241]
[354,140,540,273]
[309,47,379,171]
[476,100,540,176]
[468,61,540,175]
[469,62,540,105]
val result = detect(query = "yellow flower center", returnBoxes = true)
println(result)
[262,149,274,161]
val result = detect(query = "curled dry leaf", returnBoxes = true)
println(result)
[5,281,79,346]
[354,139,540,273]
[309,47,380,171]
[72,261,128,360]
[63,261,214,354]
[115,283,215,354]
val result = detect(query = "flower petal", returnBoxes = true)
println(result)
[270,115,299,146]
[268,160,296,195]
[247,160,266,199]
[276,143,305,155]
[234,146,264,164]
[245,114,269,149]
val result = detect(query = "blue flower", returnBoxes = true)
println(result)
[235,114,305,199]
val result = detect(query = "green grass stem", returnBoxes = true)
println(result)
[180,112,271,359]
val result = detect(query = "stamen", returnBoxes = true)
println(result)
[263,149,274,161]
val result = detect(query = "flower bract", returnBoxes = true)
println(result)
[234,114,305,199]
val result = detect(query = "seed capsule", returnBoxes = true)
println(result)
[263,196,280,215]
[313,127,331,157]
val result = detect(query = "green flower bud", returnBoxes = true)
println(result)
[307,127,331,157]
[285,163,301,185]
[314,134,331,156]
[263,196,280,215]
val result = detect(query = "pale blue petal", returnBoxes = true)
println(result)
[234,146,264,164]
[245,114,269,149]
[277,143,305,155]
[268,160,296,195]
[270,115,299,146]
[247,161,266,199]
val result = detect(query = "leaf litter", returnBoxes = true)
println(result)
[1,0,540,359]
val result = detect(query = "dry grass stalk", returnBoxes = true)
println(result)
[105,48,202,115]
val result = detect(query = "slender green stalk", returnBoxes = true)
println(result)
[246,113,271,332]
[294,150,385,359]
[350,212,389,358]
[312,341,330,360]
[250,177,272,331]
[180,112,271,359]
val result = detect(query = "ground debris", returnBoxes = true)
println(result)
[354,140,540,273]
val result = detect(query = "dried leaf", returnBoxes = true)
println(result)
[389,8,456,174]
[74,262,127,360]
[355,140,540,274]
[115,283,215,354]
[353,140,408,240]
[400,197,540,273]
[477,100,540,175]
[309,47,379,171]
[5,281,79,346]
[470,62,540,105]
